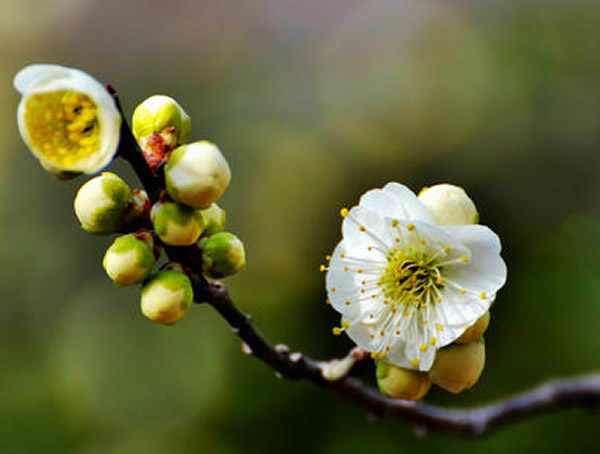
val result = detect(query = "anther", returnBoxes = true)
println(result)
[340,208,349,218]
[411,358,420,367]
[461,256,469,263]
[407,224,415,231]
[480,291,487,299]
[359,225,366,232]
[332,327,342,336]
[420,344,428,352]
[392,220,399,227]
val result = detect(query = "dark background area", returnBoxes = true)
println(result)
[1,0,600,452]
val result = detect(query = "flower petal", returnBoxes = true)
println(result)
[441,224,507,298]
[367,182,435,223]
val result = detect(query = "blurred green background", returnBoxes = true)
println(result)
[2,0,600,452]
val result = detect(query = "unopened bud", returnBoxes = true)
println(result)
[429,338,485,393]
[455,312,490,344]
[103,232,157,286]
[140,269,194,325]
[151,200,204,246]
[132,95,191,145]
[199,232,245,278]
[376,361,431,401]
[73,172,132,234]
[165,141,231,209]
[198,203,227,236]
[418,184,478,225]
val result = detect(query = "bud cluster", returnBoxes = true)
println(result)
[374,184,491,400]
[63,92,245,326]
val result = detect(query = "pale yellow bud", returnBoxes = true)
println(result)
[376,361,431,401]
[429,339,485,393]
[165,141,231,209]
[418,184,478,225]
[455,312,490,344]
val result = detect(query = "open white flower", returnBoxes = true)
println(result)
[325,183,506,372]
[14,64,121,175]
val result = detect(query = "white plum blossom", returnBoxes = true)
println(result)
[325,183,506,372]
[14,64,121,175]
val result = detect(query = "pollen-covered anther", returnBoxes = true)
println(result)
[319,264,326,272]
[461,256,469,263]
[411,358,420,367]
[407,224,415,232]
[480,291,487,299]
[340,208,349,218]
[391,220,399,227]
[420,344,428,352]
[359,225,366,232]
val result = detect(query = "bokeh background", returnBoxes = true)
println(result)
[1,0,600,452]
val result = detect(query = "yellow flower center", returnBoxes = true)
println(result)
[379,247,443,307]
[24,90,101,166]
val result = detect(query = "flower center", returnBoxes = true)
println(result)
[379,248,443,307]
[24,90,101,165]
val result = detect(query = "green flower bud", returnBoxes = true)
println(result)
[151,200,204,246]
[429,339,485,393]
[103,232,157,286]
[455,312,490,344]
[132,95,191,145]
[73,172,133,234]
[418,184,478,225]
[198,203,227,236]
[140,270,193,325]
[376,361,431,401]
[165,141,231,209]
[199,232,245,278]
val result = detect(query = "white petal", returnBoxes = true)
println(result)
[342,206,393,251]
[14,64,73,93]
[370,182,435,223]
[441,225,507,297]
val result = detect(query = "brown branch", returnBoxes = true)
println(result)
[112,90,600,438]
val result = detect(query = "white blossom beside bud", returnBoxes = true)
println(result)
[151,201,204,246]
[418,184,478,225]
[165,141,231,209]
[103,233,157,286]
[376,361,431,401]
[428,339,485,393]
[140,270,193,325]
[198,203,227,236]
[199,232,245,278]
[73,172,132,234]
[132,95,191,146]
[14,64,121,175]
